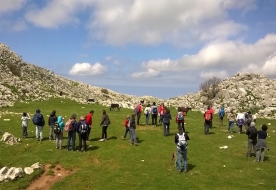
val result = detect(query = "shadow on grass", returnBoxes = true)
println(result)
[88,146,99,151]
[90,137,102,141]
[188,163,196,171]
[107,136,117,140]
[136,137,144,144]
[208,132,215,135]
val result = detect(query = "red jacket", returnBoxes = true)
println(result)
[158,105,166,115]
[136,104,143,113]
[85,113,92,126]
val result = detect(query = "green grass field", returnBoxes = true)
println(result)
[0,98,275,190]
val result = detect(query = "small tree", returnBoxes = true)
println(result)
[101,88,109,94]
[200,77,221,104]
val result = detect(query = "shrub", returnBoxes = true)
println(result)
[101,88,109,94]
[200,77,221,104]
[7,62,21,77]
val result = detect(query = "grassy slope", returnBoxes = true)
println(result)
[0,98,275,190]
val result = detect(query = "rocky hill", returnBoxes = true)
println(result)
[1,43,276,119]
[0,43,163,109]
[166,72,276,119]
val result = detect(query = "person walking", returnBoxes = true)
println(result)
[236,112,245,134]
[144,104,151,125]
[151,102,158,126]
[227,109,235,133]
[176,110,185,132]
[66,114,77,151]
[218,106,225,126]
[99,110,111,142]
[32,108,45,141]
[55,116,65,150]
[122,115,130,140]
[48,110,57,141]
[203,106,212,135]
[246,122,257,158]
[85,110,94,141]
[255,124,269,162]
[175,127,190,173]
[21,112,31,138]
[77,116,89,152]
[134,103,143,126]
[129,113,139,146]
[163,109,172,136]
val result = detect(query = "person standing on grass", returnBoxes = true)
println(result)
[255,124,269,162]
[218,106,225,126]
[151,102,158,126]
[129,113,139,145]
[176,110,185,132]
[134,102,143,126]
[21,112,31,138]
[55,116,65,150]
[99,110,111,142]
[144,104,151,125]
[163,109,172,136]
[77,116,89,152]
[245,111,253,131]
[227,109,235,133]
[32,108,45,141]
[122,115,130,140]
[66,114,77,151]
[85,110,94,141]
[209,105,214,128]
[246,122,258,158]
[175,127,190,173]
[236,112,245,134]
[158,103,166,124]
[48,110,57,141]
[203,106,212,135]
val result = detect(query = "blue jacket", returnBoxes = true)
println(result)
[57,116,65,132]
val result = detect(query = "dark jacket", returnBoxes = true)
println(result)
[246,126,257,140]
[100,114,110,126]
[76,119,89,134]
[48,114,57,126]
[163,113,172,124]
[129,114,136,129]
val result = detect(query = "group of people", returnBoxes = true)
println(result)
[21,109,112,152]
[203,105,269,162]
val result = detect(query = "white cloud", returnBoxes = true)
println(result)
[0,0,26,14]
[131,69,160,78]
[134,33,276,77]
[69,62,107,76]
[200,70,228,79]
[24,0,94,28]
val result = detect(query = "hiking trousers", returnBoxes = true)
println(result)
[129,127,137,143]
[55,132,63,148]
[151,114,157,126]
[78,133,87,151]
[163,122,170,136]
[49,125,56,140]
[36,125,43,140]
[247,139,257,157]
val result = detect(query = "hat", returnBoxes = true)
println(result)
[71,114,77,119]
[250,122,255,127]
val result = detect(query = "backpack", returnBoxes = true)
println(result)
[124,119,128,127]
[32,114,42,125]
[152,107,158,114]
[177,133,187,150]
[79,121,88,134]
[177,112,184,120]
[248,127,257,139]
[219,109,225,117]
[204,110,212,121]
[134,106,140,114]
[65,119,74,132]
[53,122,61,134]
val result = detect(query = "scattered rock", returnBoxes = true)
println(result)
[24,167,34,175]
[0,132,19,145]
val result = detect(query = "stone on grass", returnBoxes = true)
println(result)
[1,132,18,145]
[31,162,42,169]
[24,167,34,175]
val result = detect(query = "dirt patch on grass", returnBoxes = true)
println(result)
[26,164,77,190]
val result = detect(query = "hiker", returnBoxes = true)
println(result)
[209,105,214,128]
[246,122,257,158]
[158,103,165,124]
[175,127,190,173]
[48,110,57,141]
[134,102,143,126]
[144,104,151,125]
[227,109,235,133]
[66,114,77,151]
[21,112,31,138]
[163,109,172,136]
[55,116,65,150]
[151,102,158,126]
[218,106,225,126]
[99,110,111,142]
[236,112,245,134]
[203,106,212,135]
[77,116,89,152]
[255,124,269,162]
[85,110,94,141]
[129,113,139,145]
[32,108,45,141]
[245,111,253,131]
[122,115,130,140]
[176,110,185,132]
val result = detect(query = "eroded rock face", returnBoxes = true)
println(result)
[0,132,18,145]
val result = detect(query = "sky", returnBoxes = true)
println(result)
[1,0,276,99]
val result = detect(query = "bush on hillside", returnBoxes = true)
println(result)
[101,88,109,94]
[200,77,221,104]
[7,62,21,77]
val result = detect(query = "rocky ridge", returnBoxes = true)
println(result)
[0,43,163,109]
